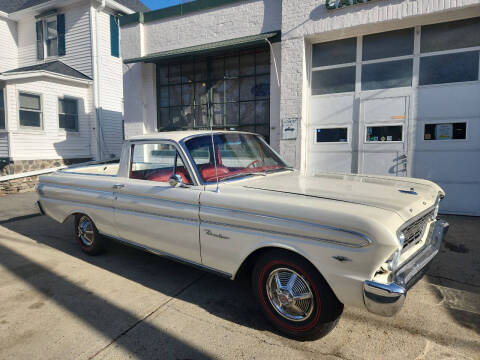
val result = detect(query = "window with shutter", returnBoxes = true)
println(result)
[0,89,5,130]
[110,15,120,58]
[35,13,65,59]
[36,21,44,60]
[57,14,66,56]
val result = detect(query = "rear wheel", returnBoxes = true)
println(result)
[252,250,343,340]
[75,214,105,255]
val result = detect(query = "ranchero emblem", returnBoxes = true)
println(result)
[204,229,230,239]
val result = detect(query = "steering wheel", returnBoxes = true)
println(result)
[246,159,262,169]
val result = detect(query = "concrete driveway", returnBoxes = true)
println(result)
[0,193,479,359]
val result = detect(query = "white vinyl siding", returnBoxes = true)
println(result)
[17,2,92,78]
[0,132,8,158]
[5,80,92,160]
[0,18,18,72]
[94,9,125,157]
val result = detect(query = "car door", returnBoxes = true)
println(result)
[113,141,202,263]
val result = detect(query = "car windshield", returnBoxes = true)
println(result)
[184,133,288,183]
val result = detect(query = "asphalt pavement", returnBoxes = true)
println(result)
[0,192,478,359]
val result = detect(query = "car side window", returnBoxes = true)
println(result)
[130,143,193,185]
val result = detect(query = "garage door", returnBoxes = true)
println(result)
[308,17,480,215]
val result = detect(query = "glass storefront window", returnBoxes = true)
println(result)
[419,52,479,85]
[362,28,414,61]
[156,48,271,142]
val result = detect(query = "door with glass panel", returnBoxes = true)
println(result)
[113,141,202,263]
[156,48,271,142]
[359,96,409,176]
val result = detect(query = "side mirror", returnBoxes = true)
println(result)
[168,174,184,188]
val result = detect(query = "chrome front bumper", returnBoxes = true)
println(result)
[363,219,449,317]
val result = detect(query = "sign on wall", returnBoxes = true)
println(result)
[282,118,299,140]
[326,0,380,10]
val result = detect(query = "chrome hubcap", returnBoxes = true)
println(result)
[266,268,314,322]
[77,216,94,247]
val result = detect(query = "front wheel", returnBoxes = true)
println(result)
[252,250,343,340]
[75,214,105,255]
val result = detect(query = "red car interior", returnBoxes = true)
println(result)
[130,166,192,184]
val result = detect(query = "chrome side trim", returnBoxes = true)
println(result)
[201,205,372,248]
[100,232,232,279]
[115,207,198,224]
[203,220,368,248]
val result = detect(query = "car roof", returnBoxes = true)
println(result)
[128,130,256,143]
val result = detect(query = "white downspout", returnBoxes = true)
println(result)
[91,0,105,160]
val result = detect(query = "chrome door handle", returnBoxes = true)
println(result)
[112,184,125,190]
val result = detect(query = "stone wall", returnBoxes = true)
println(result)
[0,158,91,194]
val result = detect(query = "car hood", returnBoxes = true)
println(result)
[238,171,444,221]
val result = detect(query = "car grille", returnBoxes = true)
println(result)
[402,210,434,250]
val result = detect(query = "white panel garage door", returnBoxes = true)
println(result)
[308,17,480,215]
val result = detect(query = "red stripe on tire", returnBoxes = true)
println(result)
[258,260,322,332]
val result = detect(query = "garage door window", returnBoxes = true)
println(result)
[312,38,356,67]
[366,125,403,142]
[419,52,479,85]
[316,127,348,143]
[424,123,467,140]
[362,28,414,61]
[362,59,413,90]
[420,18,480,53]
[312,67,356,95]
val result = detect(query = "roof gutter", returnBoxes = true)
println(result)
[0,71,92,85]
[104,0,135,14]
[8,0,78,20]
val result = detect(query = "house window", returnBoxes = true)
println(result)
[46,18,58,57]
[110,15,120,57]
[59,98,78,131]
[19,93,42,128]
[36,14,65,60]
[0,89,5,130]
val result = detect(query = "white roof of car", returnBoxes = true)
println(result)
[128,130,254,143]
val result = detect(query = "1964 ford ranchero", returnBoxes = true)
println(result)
[37,131,449,340]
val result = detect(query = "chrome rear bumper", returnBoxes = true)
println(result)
[363,219,449,317]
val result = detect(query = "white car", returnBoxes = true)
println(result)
[37,131,449,340]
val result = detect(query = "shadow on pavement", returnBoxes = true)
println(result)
[0,236,215,360]
[425,215,480,335]
[2,213,479,356]
[1,215,269,342]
